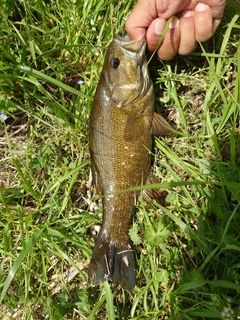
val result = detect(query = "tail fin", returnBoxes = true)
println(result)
[88,232,136,290]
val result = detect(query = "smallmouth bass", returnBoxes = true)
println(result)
[88,35,171,290]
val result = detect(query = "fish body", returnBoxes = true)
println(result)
[88,35,169,290]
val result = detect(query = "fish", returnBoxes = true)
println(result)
[88,34,171,290]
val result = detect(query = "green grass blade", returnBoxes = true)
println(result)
[103,281,115,320]
[86,290,106,320]
[18,65,90,98]
[0,227,45,303]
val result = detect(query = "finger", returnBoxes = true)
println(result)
[155,17,180,61]
[209,0,226,32]
[197,0,226,23]
[125,12,147,41]
[145,18,167,52]
[194,3,213,42]
[178,10,197,55]
[125,0,157,40]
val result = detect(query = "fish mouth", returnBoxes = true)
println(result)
[113,34,146,55]
[111,34,150,103]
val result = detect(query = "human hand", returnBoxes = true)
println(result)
[125,0,226,60]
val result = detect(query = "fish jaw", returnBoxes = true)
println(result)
[113,34,146,55]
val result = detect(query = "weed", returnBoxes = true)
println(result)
[0,0,240,319]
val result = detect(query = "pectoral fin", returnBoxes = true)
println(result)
[151,112,172,136]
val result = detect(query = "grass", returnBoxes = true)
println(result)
[0,0,240,318]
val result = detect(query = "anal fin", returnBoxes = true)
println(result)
[142,174,168,206]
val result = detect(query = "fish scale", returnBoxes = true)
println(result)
[88,34,170,290]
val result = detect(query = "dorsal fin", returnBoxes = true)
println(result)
[151,112,172,136]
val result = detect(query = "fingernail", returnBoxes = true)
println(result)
[154,19,166,35]
[181,10,193,18]
[169,16,179,29]
[196,2,207,12]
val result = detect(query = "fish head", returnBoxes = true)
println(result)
[102,35,151,107]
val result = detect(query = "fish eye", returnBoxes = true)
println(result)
[111,58,120,69]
